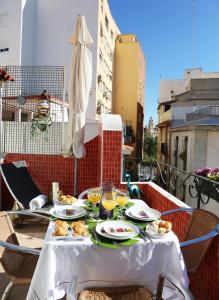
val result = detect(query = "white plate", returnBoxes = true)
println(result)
[125,206,161,221]
[50,205,86,219]
[51,223,86,240]
[145,223,171,239]
[96,220,139,240]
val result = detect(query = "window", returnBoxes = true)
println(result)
[173,136,179,167]
[105,16,109,31]
[0,47,9,53]
[110,30,114,40]
[21,112,28,122]
[99,50,103,63]
[109,51,113,61]
[164,104,171,112]
[0,41,9,53]
[100,23,103,37]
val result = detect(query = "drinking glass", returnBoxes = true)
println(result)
[102,197,117,220]
[115,190,130,219]
[87,187,102,218]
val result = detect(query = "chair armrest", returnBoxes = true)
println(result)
[7,210,50,221]
[78,189,89,200]
[180,224,219,248]
[161,207,195,216]
[0,240,41,256]
[156,272,194,300]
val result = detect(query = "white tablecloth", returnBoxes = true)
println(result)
[27,200,189,300]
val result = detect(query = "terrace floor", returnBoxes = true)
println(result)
[0,221,47,300]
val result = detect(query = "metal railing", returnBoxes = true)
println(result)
[186,105,219,121]
[123,158,219,208]
[149,161,219,208]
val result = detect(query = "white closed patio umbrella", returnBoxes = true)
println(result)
[63,15,93,195]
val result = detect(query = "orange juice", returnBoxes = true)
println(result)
[102,199,117,211]
[88,193,101,205]
[116,196,128,207]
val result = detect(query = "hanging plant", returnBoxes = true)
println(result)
[31,91,52,142]
[0,68,14,82]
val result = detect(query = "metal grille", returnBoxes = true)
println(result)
[0,65,66,155]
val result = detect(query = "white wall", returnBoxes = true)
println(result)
[28,0,99,120]
[21,0,36,65]
[0,0,23,65]
[206,131,219,167]
[0,0,100,120]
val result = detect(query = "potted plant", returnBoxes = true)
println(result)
[194,167,219,200]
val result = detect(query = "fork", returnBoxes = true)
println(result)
[138,227,152,242]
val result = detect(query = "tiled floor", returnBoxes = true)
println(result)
[0,220,47,300]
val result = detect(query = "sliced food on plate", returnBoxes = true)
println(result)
[125,206,161,221]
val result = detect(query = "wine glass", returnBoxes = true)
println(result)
[87,187,102,219]
[101,191,117,220]
[115,190,130,219]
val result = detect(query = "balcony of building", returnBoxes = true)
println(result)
[0,66,218,300]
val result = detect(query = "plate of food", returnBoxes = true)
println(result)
[58,193,78,205]
[52,220,88,240]
[125,206,161,221]
[145,220,172,239]
[96,220,139,240]
[50,205,86,219]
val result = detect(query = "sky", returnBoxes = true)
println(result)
[108,0,219,125]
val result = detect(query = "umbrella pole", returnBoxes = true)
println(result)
[74,158,78,196]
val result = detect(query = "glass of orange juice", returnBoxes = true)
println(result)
[87,187,102,218]
[115,190,130,219]
[102,197,117,220]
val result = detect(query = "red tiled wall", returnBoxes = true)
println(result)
[1,136,101,209]
[102,131,122,185]
[144,183,219,300]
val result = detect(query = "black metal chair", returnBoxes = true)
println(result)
[0,160,51,214]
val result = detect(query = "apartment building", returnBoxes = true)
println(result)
[0,0,120,120]
[158,68,219,168]
[112,34,145,160]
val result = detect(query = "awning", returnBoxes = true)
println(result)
[123,144,134,155]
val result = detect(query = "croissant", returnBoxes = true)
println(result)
[55,220,68,230]
[53,226,68,236]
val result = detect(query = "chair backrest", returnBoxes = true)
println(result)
[0,212,22,276]
[182,209,219,273]
[0,161,42,209]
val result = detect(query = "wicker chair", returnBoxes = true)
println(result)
[76,273,194,300]
[161,207,219,273]
[0,211,49,300]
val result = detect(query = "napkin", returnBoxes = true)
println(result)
[29,194,48,210]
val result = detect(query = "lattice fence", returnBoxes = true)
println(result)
[0,65,67,156]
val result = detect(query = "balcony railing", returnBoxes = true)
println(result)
[124,159,219,209]
[186,105,219,121]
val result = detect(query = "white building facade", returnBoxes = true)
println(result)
[0,0,120,120]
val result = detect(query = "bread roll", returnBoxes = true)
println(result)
[158,227,167,235]
[159,221,172,232]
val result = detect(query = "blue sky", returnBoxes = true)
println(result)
[108,0,219,125]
